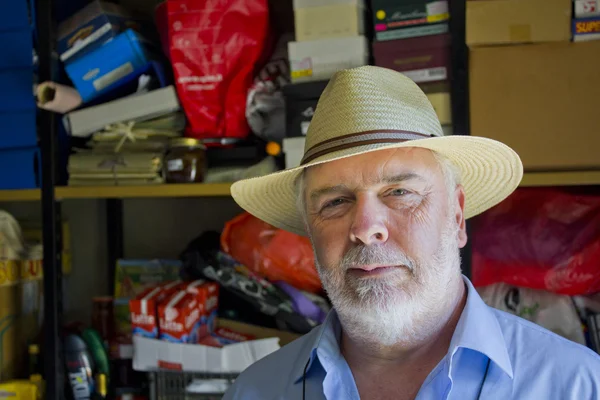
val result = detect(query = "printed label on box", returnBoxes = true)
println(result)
[377,23,448,41]
[291,58,313,79]
[575,18,600,34]
[402,67,447,83]
[93,62,134,91]
[426,1,449,16]
[575,0,600,17]
[427,12,449,23]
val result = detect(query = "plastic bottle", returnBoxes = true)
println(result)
[64,334,95,400]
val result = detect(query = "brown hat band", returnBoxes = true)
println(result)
[300,130,432,166]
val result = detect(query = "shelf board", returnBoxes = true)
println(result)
[0,189,41,201]
[2,171,600,202]
[519,170,600,187]
[0,183,232,202]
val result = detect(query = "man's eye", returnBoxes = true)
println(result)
[323,198,346,209]
[390,189,408,196]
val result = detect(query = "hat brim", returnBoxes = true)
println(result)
[231,135,523,236]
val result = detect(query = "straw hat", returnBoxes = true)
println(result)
[231,66,523,236]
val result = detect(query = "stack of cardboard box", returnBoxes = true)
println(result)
[287,0,369,83]
[370,0,452,134]
[467,0,600,171]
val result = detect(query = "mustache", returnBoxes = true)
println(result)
[340,245,415,271]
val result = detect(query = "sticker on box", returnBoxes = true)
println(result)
[402,67,447,83]
[291,58,313,79]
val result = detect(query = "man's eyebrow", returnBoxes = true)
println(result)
[382,172,424,184]
[309,185,349,202]
[308,173,423,202]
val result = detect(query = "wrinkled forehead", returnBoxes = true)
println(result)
[304,147,443,189]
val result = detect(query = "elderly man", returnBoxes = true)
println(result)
[224,66,600,399]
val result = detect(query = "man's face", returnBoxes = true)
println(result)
[303,147,467,343]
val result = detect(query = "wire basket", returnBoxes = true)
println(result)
[150,370,239,400]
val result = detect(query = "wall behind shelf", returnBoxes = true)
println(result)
[1,197,242,324]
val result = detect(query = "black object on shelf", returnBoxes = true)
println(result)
[282,80,329,138]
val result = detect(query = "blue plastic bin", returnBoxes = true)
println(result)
[64,29,155,102]
[0,146,40,189]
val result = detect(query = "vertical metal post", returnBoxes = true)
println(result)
[449,0,473,278]
[37,0,64,396]
[106,199,124,295]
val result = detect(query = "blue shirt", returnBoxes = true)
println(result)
[223,277,600,399]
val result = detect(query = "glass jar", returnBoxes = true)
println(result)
[164,138,207,183]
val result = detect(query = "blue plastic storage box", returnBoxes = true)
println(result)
[64,29,155,103]
[0,146,40,189]
[0,110,37,149]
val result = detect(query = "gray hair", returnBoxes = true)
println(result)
[295,150,462,223]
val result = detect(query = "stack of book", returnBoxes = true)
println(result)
[64,86,183,186]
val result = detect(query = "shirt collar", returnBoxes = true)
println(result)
[450,276,514,379]
[293,275,514,382]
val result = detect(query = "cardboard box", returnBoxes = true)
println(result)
[575,0,600,18]
[469,41,600,171]
[288,36,368,83]
[573,16,600,41]
[373,34,450,84]
[132,319,300,373]
[372,0,449,41]
[466,0,571,46]
[294,0,365,41]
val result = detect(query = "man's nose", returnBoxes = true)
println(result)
[349,194,389,246]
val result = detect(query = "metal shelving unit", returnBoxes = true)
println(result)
[30,0,576,396]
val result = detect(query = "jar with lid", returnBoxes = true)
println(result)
[164,138,207,183]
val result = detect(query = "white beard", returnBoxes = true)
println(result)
[314,216,463,347]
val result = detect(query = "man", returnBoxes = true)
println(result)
[224,66,600,399]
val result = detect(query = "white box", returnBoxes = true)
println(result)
[294,0,365,41]
[132,336,281,373]
[283,137,306,169]
[288,36,369,83]
[575,0,600,17]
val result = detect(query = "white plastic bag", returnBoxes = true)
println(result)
[477,283,586,345]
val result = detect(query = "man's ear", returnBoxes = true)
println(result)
[455,184,467,248]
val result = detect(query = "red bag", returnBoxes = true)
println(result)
[472,188,600,295]
[221,212,323,294]
[157,0,271,140]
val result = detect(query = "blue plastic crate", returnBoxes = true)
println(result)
[0,30,33,69]
[0,0,30,32]
[0,68,35,111]
[0,110,37,149]
[0,146,40,189]
[65,29,155,103]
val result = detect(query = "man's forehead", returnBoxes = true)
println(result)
[304,147,440,188]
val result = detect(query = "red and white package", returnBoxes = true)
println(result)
[198,327,255,348]
[156,0,272,141]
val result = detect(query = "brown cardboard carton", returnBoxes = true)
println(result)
[466,0,572,46]
[469,41,600,171]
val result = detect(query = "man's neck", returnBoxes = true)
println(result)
[339,282,467,398]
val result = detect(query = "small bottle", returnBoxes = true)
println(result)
[28,344,41,376]
[94,374,107,400]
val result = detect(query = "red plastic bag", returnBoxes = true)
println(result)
[221,212,323,294]
[157,0,271,140]
[472,188,600,295]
